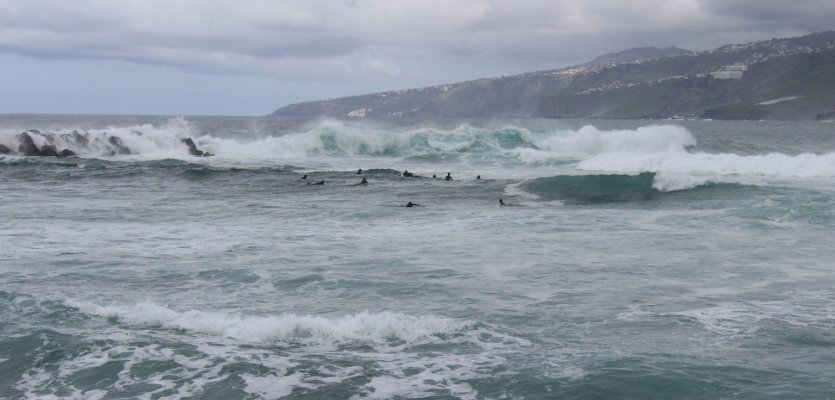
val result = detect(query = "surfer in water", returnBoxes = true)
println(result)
[445,172,453,181]
[499,198,506,206]
[403,170,415,177]
[406,201,420,207]
[357,168,362,174]
[354,177,368,186]
[301,174,308,180]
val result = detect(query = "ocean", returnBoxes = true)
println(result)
[1,114,834,399]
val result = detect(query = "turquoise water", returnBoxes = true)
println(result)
[2,116,835,399]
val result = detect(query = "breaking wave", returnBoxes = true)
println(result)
[6,294,525,400]
[65,300,475,347]
[3,119,835,189]
[518,172,767,204]
[0,118,693,161]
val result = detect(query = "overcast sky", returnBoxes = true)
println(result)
[1,0,833,115]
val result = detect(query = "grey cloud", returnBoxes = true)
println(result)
[701,0,835,26]
[0,0,832,83]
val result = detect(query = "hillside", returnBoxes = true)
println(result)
[271,31,835,120]
[579,46,690,67]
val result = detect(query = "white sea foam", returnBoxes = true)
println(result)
[0,118,203,160]
[536,124,696,156]
[242,372,317,399]
[7,118,832,191]
[671,304,763,336]
[580,151,835,179]
[2,118,833,178]
[502,124,694,165]
[650,172,728,191]
[517,125,835,190]
[504,181,542,200]
[667,295,835,338]
[15,299,524,399]
[544,125,833,191]
[66,300,470,346]
[0,119,693,163]
[352,352,493,400]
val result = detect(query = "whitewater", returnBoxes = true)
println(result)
[2,114,835,399]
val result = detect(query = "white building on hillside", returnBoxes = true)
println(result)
[712,63,747,79]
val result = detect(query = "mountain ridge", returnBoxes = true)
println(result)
[578,46,691,68]
[271,31,835,120]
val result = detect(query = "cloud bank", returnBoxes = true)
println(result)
[1,0,833,82]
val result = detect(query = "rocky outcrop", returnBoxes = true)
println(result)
[15,130,78,156]
[0,144,10,154]
[66,130,90,147]
[181,138,213,157]
[107,136,131,155]
[39,144,60,156]
[17,131,42,155]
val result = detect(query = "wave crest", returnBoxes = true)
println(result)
[5,119,835,185]
[67,300,471,346]
[0,119,695,162]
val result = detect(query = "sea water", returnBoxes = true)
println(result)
[1,115,835,399]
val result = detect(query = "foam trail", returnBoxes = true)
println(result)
[66,300,470,346]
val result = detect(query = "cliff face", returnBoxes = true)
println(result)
[271,31,835,120]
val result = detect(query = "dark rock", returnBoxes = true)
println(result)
[70,130,89,147]
[0,144,10,154]
[39,144,59,156]
[107,136,131,155]
[180,137,213,157]
[17,132,41,156]
[15,131,72,156]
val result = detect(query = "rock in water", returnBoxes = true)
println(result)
[39,144,59,156]
[180,137,213,157]
[0,144,10,154]
[67,130,90,147]
[108,136,131,155]
[17,131,41,156]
